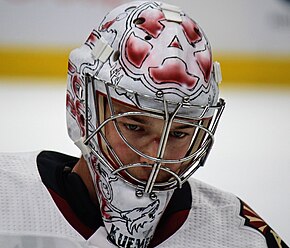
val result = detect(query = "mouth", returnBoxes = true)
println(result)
[123,162,180,185]
[131,167,169,183]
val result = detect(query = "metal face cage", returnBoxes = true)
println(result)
[83,74,225,197]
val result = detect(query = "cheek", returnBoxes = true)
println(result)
[105,122,137,164]
[165,142,189,160]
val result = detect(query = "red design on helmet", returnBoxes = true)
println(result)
[100,18,117,31]
[125,33,152,68]
[136,8,165,38]
[66,73,86,137]
[86,32,97,43]
[196,45,212,82]
[68,60,76,74]
[181,16,202,44]
[168,36,183,50]
[149,58,198,88]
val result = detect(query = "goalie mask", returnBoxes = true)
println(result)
[66,1,225,245]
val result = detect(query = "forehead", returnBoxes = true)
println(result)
[108,99,199,129]
[111,100,139,113]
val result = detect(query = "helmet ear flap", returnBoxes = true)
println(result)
[66,31,112,155]
[66,28,114,139]
[66,70,86,147]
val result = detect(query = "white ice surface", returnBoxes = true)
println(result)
[0,80,289,245]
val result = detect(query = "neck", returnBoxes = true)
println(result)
[72,156,98,205]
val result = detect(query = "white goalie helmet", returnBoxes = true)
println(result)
[66,0,225,197]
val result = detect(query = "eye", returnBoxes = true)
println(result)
[124,123,142,131]
[170,131,187,138]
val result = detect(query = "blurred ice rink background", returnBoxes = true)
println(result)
[1,0,290,246]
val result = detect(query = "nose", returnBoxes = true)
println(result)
[139,138,160,164]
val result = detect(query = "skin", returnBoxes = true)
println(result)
[73,100,197,202]
[72,156,98,204]
[104,101,195,183]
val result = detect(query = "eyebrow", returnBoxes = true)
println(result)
[121,115,149,125]
[173,124,194,130]
[122,115,194,130]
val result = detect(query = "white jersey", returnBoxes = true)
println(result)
[158,179,268,248]
[0,152,287,248]
[0,151,87,248]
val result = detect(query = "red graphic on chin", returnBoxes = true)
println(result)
[149,58,198,89]
[136,8,165,38]
[125,33,152,68]
[96,175,112,220]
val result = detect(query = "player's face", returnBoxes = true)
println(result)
[104,101,197,182]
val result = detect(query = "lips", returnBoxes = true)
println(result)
[127,163,178,183]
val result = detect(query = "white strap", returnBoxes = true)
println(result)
[160,3,182,23]
[91,38,113,63]
[213,61,222,84]
[74,137,91,157]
